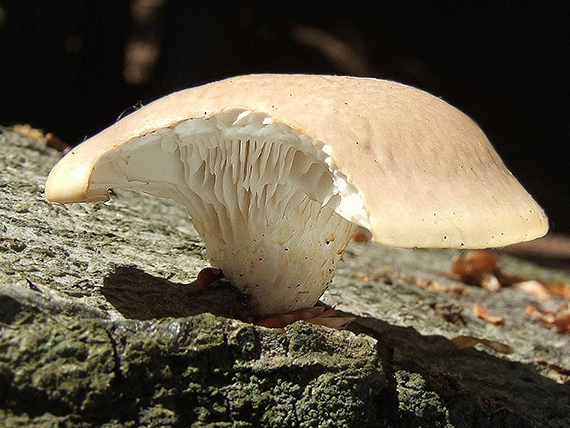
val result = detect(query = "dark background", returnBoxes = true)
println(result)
[1,1,568,234]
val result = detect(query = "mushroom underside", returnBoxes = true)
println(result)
[88,110,363,315]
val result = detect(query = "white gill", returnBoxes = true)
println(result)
[86,109,368,315]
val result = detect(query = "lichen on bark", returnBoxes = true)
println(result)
[0,284,385,427]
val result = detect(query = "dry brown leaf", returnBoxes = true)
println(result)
[45,132,72,153]
[450,251,570,300]
[443,285,469,296]
[550,312,570,334]
[427,280,467,295]
[450,250,498,277]
[11,124,72,153]
[196,267,224,289]
[514,280,551,299]
[307,312,356,329]
[473,304,505,325]
[257,306,327,328]
[12,124,46,141]
[481,272,502,292]
[370,268,393,284]
[451,335,512,354]
[352,227,372,243]
[525,303,570,334]
[352,272,370,282]
[256,307,355,329]
[542,281,570,300]
[525,303,551,319]
[450,250,502,290]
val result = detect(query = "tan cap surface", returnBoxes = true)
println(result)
[46,74,548,249]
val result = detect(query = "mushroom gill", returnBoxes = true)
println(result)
[84,109,362,315]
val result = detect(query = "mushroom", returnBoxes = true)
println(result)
[45,74,548,316]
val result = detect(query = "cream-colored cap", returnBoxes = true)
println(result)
[46,74,548,249]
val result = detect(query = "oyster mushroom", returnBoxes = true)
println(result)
[45,74,548,316]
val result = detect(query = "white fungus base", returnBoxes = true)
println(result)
[90,109,368,315]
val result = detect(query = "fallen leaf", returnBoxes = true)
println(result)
[352,228,371,243]
[451,335,512,354]
[481,272,502,292]
[257,306,327,328]
[352,272,370,282]
[552,312,570,334]
[450,250,502,291]
[450,251,569,300]
[45,132,72,153]
[525,303,570,334]
[404,274,466,296]
[370,267,393,284]
[525,303,550,319]
[542,281,570,300]
[307,310,356,329]
[514,280,551,299]
[12,124,46,141]
[450,250,498,277]
[256,307,355,329]
[196,267,224,289]
[473,304,504,325]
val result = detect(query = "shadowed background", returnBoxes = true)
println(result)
[1,0,568,235]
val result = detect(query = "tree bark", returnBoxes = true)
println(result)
[1,129,569,427]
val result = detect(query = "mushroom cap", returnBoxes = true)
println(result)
[45,74,548,248]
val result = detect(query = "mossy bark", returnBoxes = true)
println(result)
[1,129,569,427]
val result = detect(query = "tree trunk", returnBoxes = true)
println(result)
[1,129,569,427]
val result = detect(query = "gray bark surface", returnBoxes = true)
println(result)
[1,129,569,427]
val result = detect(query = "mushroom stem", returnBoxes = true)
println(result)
[200,200,355,316]
[86,109,360,315]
